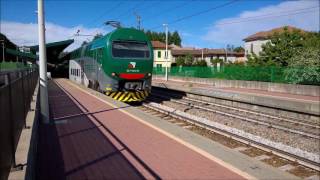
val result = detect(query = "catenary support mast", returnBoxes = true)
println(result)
[38,0,49,123]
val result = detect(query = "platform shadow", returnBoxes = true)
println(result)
[35,80,160,180]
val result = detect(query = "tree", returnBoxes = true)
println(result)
[233,46,244,53]
[144,30,182,45]
[184,53,194,66]
[258,27,305,67]
[194,59,207,67]
[176,56,185,66]
[210,58,223,66]
[284,47,320,85]
[171,31,182,46]
[175,53,194,66]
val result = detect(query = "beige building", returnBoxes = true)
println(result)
[171,48,244,66]
[243,26,304,57]
[151,41,173,68]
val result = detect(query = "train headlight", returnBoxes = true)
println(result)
[147,73,152,76]
[111,72,116,76]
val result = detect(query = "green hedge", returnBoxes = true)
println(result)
[153,66,319,85]
[0,62,34,71]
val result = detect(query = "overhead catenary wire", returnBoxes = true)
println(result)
[143,0,198,23]
[87,1,124,27]
[215,6,319,26]
[149,0,240,30]
[114,0,146,21]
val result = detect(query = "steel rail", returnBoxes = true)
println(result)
[152,88,320,129]
[142,102,320,171]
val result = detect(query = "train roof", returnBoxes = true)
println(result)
[70,28,149,53]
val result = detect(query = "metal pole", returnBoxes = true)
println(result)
[225,45,228,63]
[134,12,141,30]
[163,24,168,81]
[38,0,49,123]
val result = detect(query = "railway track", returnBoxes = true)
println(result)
[138,89,320,173]
[150,89,320,140]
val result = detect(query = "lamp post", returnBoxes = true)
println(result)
[163,23,168,81]
[38,0,49,123]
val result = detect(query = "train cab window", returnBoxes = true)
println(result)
[112,40,150,59]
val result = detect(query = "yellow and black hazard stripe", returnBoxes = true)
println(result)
[105,90,150,102]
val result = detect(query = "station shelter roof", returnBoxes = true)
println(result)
[29,39,74,64]
[5,48,37,59]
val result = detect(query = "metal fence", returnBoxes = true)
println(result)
[0,68,38,180]
[153,66,320,85]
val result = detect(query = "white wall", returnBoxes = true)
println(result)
[153,49,172,68]
[244,40,269,56]
[69,60,82,84]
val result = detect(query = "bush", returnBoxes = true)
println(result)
[284,48,320,85]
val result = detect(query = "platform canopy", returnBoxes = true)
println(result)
[5,48,37,59]
[29,39,74,64]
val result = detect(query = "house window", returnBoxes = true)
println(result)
[250,43,253,53]
[157,51,161,58]
[156,64,162,68]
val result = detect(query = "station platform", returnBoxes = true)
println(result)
[152,79,320,116]
[36,79,299,180]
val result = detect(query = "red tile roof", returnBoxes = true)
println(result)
[151,41,169,49]
[243,26,305,42]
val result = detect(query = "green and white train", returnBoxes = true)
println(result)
[69,28,154,102]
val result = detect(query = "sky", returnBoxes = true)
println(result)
[0,0,319,51]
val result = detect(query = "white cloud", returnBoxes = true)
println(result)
[0,21,107,51]
[202,0,320,46]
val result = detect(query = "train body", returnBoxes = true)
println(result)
[69,28,154,102]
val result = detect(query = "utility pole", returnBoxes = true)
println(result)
[134,12,141,30]
[225,45,228,63]
[38,0,49,123]
[163,23,168,81]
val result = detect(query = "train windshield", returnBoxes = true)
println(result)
[112,41,150,59]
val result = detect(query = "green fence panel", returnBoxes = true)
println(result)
[153,66,319,85]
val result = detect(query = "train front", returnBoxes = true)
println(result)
[103,28,154,102]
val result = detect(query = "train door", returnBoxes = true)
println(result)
[80,60,84,85]
[95,49,99,82]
